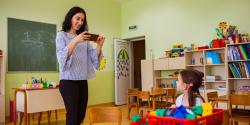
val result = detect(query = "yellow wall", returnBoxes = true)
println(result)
[0,0,121,116]
[121,0,250,59]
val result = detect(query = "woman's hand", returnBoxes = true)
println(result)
[74,31,91,43]
[96,36,105,47]
[96,35,105,56]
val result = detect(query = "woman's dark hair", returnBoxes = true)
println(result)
[179,69,204,106]
[62,6,88,34]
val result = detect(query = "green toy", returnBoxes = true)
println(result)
[192,106,202,116]
[131,115,141,122]
[156,109,166,116]
[186,113,196,119]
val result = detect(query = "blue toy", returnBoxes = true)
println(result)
[172,105,188,119]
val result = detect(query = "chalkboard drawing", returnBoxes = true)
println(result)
[116,49,129,79]
[99,57,106,70]
[8,18,57,71]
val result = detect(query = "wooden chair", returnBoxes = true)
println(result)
[89,107,122,125]
[138,91,151,108]
[165,88,177,107]
[234,91,250,95]
[229,94,250,125]
[206,91,218,108]
[151,87,164,108]
[127,88,139,119]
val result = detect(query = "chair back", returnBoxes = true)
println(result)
[138,91,150,107]
[89,107,122,125]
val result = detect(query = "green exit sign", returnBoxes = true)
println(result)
[129,25,137,30]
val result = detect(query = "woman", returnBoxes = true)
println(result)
[56,6,104,125]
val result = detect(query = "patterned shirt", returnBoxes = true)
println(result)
[56,31,101,80]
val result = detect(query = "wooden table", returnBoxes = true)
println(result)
[13,87,65,125]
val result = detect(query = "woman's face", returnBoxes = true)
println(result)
[71,12,85,31]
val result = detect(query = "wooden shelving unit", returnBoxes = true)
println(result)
[0,49,5,123]
[226,42,250,94]
[185,48,227,103]
[141,57,185,91]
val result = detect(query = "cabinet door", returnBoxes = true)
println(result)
[168,57,185,69]
[141,60,154,91]
[153,58,168,70]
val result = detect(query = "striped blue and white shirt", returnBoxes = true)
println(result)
[56,31,101,80]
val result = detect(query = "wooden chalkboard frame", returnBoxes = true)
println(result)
[7,18,58,72]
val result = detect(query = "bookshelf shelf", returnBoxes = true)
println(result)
[204,80,226,83]
[155,77,177,80]
[186,65,204,67]
[228,60,250,62]
[205,48,225,51]
[186,50,203,53]
[206,89,227,92]
[205,64,225,66]
[227,42,250,46]
[228,78,250,80]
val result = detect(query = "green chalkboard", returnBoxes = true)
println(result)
[8,18,57,71]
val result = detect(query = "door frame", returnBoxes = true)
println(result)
[123,36,146,89]
[114,36,146,105]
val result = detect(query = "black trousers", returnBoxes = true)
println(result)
[59,80,88,125]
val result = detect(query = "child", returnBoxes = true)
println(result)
[175,69,205,107]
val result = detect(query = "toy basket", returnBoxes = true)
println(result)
[146,109,224,125]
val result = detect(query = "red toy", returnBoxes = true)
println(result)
[130,118,146,125]
[198,45,209,50]
[211,39,226,48]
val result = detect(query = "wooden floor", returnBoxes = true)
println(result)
[5,104,249,125]
[6,104,136,125]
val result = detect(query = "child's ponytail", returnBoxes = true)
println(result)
[188,87,195,107]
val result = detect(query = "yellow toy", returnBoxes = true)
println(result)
[202,102,213,116]
[149,111,156,116]
[173,44,184,49]
[99,57,106,70]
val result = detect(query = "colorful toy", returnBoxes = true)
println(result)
[202,102,213,116]
[172,105,188,119]
[130,110,148,125]
[149,111,156,116]
[165,50,171,58]
[99,57,106,70]
[156,109,166,116]
[165,108,175,116]
[198,45,209,50]
[210,39,225,48]
[192,106,202,116]
[173,44,184,49]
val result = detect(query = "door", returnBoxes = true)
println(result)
[114,38,131,105]
[132,40,145,90]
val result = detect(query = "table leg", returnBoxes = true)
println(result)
[152,97,156,110]
[38,112,42,125]
[19,112,23,125]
